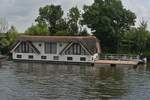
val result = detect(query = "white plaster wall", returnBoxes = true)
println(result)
[33,42,45,54]
[57,42,68,55]
[13,53,93,62]
[12,42,94,63]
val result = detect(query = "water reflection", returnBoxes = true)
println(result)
[14,62,130,100]
[0,61,149,100]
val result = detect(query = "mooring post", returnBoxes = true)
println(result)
[133,65,138,69]
[110,64,116,67]
[91,63,95,66]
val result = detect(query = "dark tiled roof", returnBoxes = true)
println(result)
[15,35,101,54]
[18,35,94,42]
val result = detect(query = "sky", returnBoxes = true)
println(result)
[0,0,149,32]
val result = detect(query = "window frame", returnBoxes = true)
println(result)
[45,42,57,54]
[80,57,86,61]
[64,43,88,55]
[53,56,59,60]
[16,55,22,58]
[15,42,34,53]
[41,56,47,59]
[67,57,73,61]
[28,55,34,59]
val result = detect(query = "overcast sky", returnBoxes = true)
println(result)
[0,0,149,32]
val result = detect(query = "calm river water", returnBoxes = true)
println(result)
[0,61,149,100]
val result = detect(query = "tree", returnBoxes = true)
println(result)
[147,33,150,52]
[120,27,136,53]
[54,18,69,35]
[82,0,136,52]
[1,26,19,54]
[25,23,49,35]
[0,18,8,33]
[35,5,64,35]
[67,7,80,35]
[122,21,149,54]
[79,28,89,36]
[134,21,149,53]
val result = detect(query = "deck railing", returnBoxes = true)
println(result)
[99,54,140,62]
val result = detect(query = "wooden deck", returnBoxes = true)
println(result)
[95,60,138,65]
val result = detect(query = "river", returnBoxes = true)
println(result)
[0,61,149,100]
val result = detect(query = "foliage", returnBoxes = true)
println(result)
[132,21,149,53]
[121,21,149,54]
[82,0,136,52]
[147,33,150,51]
[25,23,49,35]
[29,5,87,36]
[79,28,89,36]
[21,2,150,56]
[1,26,19,54]
[35,5,64,35]
[54,18,69,35]
[67,7,80,35]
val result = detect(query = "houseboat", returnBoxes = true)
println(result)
[10,35,101,64]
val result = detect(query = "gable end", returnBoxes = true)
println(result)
[11,41,40,54]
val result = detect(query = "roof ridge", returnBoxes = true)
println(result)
[21,35,95,37]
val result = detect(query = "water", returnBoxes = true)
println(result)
[0,61,149,100]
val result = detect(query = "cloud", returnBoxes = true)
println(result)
[122,0,150,29]
[0,0,150,32]
[0,0,93,32]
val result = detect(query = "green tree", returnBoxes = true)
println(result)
[122,21,149,54]
[120,27,136,53]
[25,23,49,35]
[79,28,89,36]
[146,33,150,56]
[67,7,80,35]
[82,0,136,52]
[35,5,64,35]
[1,26,19,54]
[134,21,149,53]
[54,18,69,35]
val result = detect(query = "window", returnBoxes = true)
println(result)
[45,42,57,54]
[80,57,86,61]
[15,42,34,53]
[16,55,22,58]
[53,56,59,60]
[64,43,88,55]
[28,55,33,59]
[41,56,47,59]
[67,57,73,61]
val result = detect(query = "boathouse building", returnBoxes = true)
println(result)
[10,36,101,63]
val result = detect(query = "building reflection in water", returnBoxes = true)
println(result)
[14,62,147,100]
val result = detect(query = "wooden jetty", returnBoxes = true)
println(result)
[95,54,141,66]
[95,60,138,65]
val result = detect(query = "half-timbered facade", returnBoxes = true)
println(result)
[10,36,101,63]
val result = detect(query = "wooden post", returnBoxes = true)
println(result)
[91,63,94,66]
[133,65,138,69]
[110,64,116,67]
